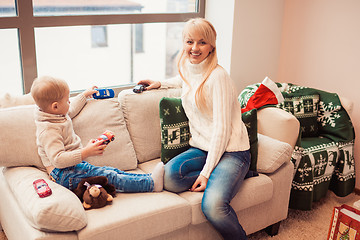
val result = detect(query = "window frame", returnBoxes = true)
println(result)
[0,0,205,94]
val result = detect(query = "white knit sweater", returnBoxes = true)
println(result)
[161,60,250,179]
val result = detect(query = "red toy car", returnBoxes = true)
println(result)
[96,130,115,146]
[33,179,52,198]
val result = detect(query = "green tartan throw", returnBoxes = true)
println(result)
[239,82,355,210]
[278,95,320,137]
[159,98,258,172]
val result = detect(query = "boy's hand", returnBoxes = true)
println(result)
[83,86,98,98]
[81,139,105,160]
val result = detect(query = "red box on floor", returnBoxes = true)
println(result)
[328,204,360,240]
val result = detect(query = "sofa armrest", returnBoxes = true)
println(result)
[3,167,87,232]
[257,107,300,149]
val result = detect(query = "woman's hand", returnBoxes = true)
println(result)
[190,175,208,192]
[137,80,161,90]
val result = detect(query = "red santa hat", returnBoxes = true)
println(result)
[241,77,284,113]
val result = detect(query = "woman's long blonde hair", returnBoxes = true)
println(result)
[177,18,218,114]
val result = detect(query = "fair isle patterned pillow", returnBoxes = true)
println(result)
[160,97,190,164]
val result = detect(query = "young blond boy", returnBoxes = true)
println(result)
[31,76,164,192]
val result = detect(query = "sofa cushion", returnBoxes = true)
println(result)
[118,88,181,163]
[257,133,293,173]
[72,98,137,170]
[159,98,258,172]
[0,105,44,168]
[0,98,137,171]
[137,158,163,174]
[179,173,273,225]
[3,167,87,232]
[77,190,191,240]
[0,92,34,108]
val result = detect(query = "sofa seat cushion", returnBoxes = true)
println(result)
[3,167,87,232]
[138,158,165,174]
[77,191,191,240]
[179,174,273,225]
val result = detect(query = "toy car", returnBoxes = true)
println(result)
[93,88,115,99]
[33,179,52,198]
[96,130,115,146]
[133,84,148,93]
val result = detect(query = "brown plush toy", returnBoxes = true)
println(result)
[73,176,116,210]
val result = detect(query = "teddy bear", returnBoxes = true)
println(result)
[73,176,116,210]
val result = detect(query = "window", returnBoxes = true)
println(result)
[32,0,197,16]
[0,29,22,94]
[0,0,16,17]
[0,0,205,94]
[91,26,108,48]
[135,24,144,53]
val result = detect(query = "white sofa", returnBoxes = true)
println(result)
[0,88,299,240]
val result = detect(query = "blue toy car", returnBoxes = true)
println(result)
[93,88,115,99]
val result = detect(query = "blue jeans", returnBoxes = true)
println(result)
[50,161,154,192]
[164,147,250,240]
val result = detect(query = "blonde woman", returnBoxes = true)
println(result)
[138,18,250,240]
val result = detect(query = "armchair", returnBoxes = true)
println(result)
[239,81,355,210]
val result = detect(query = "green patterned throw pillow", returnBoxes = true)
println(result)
[159,98,258,172]
[160,98,190,164]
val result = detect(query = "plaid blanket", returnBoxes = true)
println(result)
[239,82,356,210]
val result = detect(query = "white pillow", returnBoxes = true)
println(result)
[0,92,34,108]
[257,133,294,173]
[0,105,44,168]
[3,167,87,232]
[118,88,181,163]
[72,98,137,170]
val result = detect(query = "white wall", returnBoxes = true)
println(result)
[205,0,235,74]
[206,0,285,94]
[277,0,360,189]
